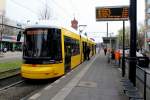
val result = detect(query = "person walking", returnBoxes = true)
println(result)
[111,49,115,64]
[104,48,107,56]
[107,48,111,63]
[86,46,91,60]
[115,50,121,66]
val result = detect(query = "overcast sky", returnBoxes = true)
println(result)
[5,0,145,43]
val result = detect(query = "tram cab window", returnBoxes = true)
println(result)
[23,28,62,64]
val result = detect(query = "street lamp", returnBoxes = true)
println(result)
[79,25,87,35]
[78,25,87,62]
[78,25,87,39]
[109,32,113,49]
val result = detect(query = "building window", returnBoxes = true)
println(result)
[148,0,150,4]
[147,8,150,14]
[147,32,150,38]
[147,19,150,26]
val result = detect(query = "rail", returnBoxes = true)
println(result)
[123,56,150,100]
[0,68,20,79]
[136,65,150,100]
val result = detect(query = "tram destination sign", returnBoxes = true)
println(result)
[96,6,129,21]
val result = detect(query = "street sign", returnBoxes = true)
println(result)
[96,6,129,21]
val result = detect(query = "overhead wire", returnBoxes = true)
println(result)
[10,0,78,23]
[40,0,71,15]
[68,0,78,16]
[36,0,52,19]
[51,0,72,15]
[37,0,72,19]
[10,0,39,16]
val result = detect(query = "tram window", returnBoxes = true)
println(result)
[73,40,80,55]
[64,36,80,56]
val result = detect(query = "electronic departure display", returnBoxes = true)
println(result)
[96,6,129,21]
[27,30,48,35]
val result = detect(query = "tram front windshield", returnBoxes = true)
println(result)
[23,28,62,63]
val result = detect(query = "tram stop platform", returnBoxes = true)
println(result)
[28,50,128,100]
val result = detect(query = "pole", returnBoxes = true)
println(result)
[144,71,147,100]
[107,22,108,37]
[110,33,111,48]
[122,21,125,77]
[129,0,137,86]
[0,15,3,54]
[107,22,108,48]
[79,30,82,63]
[144,31,147,50]
[79,25,87,63]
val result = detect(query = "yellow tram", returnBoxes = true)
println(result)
[21,25,96,79]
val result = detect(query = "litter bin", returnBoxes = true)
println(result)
[137,57,149,68]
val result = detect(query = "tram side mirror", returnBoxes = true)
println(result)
[17,31,22,42]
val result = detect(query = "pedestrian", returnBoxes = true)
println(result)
[86,46,91,60]
[115,50,121,66]
[3,47,7,53]
[107,48,111,63]
[104,48,107,56]
[83,47,86,61]
[111,49,115,64]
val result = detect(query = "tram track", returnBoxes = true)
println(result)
[0,73,23,91]
[0,68,20,79]
[0,75,57,100]
[0,80,24,91]
[0,67,59,100]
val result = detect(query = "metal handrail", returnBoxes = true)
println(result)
[124,57,150,100]
[136,65,150,75]
[136,65,150,100]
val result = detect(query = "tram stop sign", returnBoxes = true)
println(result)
[96,6,129,21]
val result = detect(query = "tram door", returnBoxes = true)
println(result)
[82,42,87,61]
[64,37,72,72]
[64,45,71,72]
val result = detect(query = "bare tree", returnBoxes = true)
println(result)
[117,23,145,49]
[137,23,145,49]
[0,16,21,36]
[39,0,51,20]
[0,16,17,36]
[0,15,8,34]
[117,26,130,48]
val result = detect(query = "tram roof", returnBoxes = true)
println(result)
[25,25,61,29]
[25,24,79,35]
[25,25,78,33]
[25,24,95,43]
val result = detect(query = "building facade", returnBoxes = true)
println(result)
[145,0,150,50]
[0,0,5,15]
[0,17,24,51]
[0,0,24,52]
